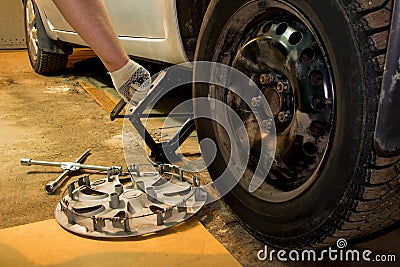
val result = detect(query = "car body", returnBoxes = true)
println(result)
[32,0,194,64]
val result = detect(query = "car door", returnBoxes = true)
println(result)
[103,0,166,39]
[38,0,167,39]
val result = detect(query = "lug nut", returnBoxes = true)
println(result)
[278,112,285,122]
[277,82,290,92]
[259,74,273,85]
[278,111,291,123]
[277,82,283,92]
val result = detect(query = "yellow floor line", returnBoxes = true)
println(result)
[78,79,122,116]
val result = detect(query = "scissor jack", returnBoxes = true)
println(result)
[110,66,196,163]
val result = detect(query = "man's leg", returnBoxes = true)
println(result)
[52,0,151,104]
[52,0,127,72]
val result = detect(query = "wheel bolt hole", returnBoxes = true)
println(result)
[289,32,302,45]
[262,22,272,33]
[275,23,288,35]
[309,70,323,86]
[300,48,315,63]
[303,142,318,156]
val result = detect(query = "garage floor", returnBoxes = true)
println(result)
[0,50,399,266]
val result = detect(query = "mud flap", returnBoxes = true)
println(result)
[375,0,400,156]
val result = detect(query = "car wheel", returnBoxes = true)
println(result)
[24,0,70,74]
[194,0,399,249]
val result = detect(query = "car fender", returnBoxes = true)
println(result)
[26,0,70,54]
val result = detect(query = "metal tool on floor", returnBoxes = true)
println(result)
[110,66,196,163]
[20,149,122,194]
[20,152,207,237]
[19,66,209,238]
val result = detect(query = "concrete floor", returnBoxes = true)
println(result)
[0,50,399,266]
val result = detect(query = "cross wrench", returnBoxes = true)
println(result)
[21,150,122,194]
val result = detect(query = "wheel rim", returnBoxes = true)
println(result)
[224,4,335,202]
[25,0,39,62]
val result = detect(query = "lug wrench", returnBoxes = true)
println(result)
[21,150,122,194]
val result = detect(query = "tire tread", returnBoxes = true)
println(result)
[317,0,400,248]
[34,51,69,75]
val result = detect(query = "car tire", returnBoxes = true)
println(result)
[194,0,400,249]
[24,0,71,74]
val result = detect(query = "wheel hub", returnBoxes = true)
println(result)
[263,87,282,116]
[230,14,335,202]
[262,76,294,126]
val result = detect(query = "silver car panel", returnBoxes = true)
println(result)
[36,0,188,64]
